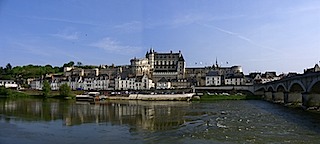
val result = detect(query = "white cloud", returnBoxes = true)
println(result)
[26,16,98,26]
[198,23,281,53]
[52,32,79,40]
[114,21,142,33]
[90,37,141,55]
[172,14,203,27]
[171,14,245,28]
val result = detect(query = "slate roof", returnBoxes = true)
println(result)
[158,77,169,83]
[206,71,220,76]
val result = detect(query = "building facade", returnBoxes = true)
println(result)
[205,71,221,86]
[145,49,186,82]
[0,80,18,88]
[130,58,151,76]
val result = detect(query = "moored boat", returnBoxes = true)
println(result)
[76,92,101,101]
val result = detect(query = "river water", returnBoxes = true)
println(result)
[0,98,320,144]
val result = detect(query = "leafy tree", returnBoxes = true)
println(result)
[59,83,71,97]
[63,61,75,67]
[42,80,51,97]
[0,67,4,74]
[76,62,83,67]
[0,86,11,95]
[6,63,12,71]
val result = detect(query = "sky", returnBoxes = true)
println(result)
[1,0,320,74]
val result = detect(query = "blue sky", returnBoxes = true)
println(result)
[1,0,320,74]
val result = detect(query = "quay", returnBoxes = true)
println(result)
[106,93,195,101]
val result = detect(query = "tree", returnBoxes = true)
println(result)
[42,80,51,98]
[59,83,71,97]
[6,63,12,71]
[76,62,83,67]
[63,61,75,67]
[0,67,4,74]
[5,63,12,74]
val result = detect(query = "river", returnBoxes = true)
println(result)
[0,98,320,144]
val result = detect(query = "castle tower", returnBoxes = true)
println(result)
[147,48,155,70]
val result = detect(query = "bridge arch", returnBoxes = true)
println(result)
[307,79,320,93]
[266,85,275,92]
[255,86,266,92]
[275,83,287,92]
[288,80,306,93]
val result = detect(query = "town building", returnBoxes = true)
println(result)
[130,57,151,76]
[185,67,211,86]
[134,74,155,90]
[156,77,171,89]
[0,80,18,88]
[304,64,320,74]
[115,73,154,91]
[248,72,280,84]
[30,79,42,90]
[82,74,110,91]
[225,73,245,85]
[205,71,221,86]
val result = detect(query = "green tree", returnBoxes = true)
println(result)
[42,80,51,97]
[63,61,75,67]
[59,83,71,97]
[76,61,83,67]
[0,86,10,95]
[6,63,12,71]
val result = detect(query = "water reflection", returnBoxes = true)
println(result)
[0,99,189,131]
[1,98,320,143]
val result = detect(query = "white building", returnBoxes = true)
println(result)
[130,57,150,76]
[0,80,18,88]
[205,71,221,86]
[82,75,109,91]
[249,72,280,84]
[115,74,154,90]
[69,76,83,90]
[135,74,155,90]
[30,80,42,90]
[115,76,136,90]
[225,74,245,85]
[94,75,110,90]
[50,80,59,90]
[156,77,171,89]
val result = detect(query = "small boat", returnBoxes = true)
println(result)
[76,92,101,101]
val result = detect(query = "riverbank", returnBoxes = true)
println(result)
[106,93,195,101]
[0,87,30,98]
[200,93,261,101]
[0,89,79,99]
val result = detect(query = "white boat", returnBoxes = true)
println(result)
[76,92,101,101]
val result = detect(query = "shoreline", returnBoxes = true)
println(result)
[106,93,195,101]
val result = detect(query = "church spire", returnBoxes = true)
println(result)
[215,57,219,68]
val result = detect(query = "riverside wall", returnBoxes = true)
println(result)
[106,93,195,101]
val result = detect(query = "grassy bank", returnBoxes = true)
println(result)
[0,88,79,99]
[0,87,30,98]
[200,94,261,101]
[21,89,82,96]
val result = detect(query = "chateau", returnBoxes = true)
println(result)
[131,48,185,81]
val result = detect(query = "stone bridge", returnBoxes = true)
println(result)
[254,72,320,108]
[194,85,255,94]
